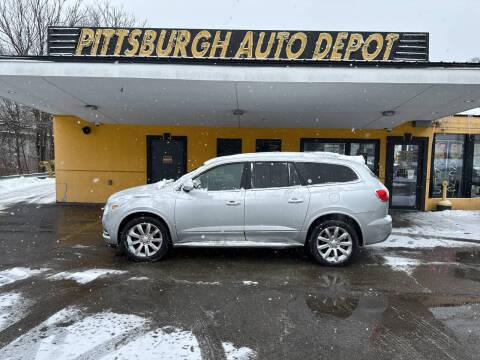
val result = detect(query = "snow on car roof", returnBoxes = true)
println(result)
[204,152,366,166]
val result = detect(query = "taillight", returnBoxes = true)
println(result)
[376,189,389,202]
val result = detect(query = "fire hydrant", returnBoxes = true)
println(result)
[437,180,452,211]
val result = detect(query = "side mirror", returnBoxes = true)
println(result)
[182,178,194,192]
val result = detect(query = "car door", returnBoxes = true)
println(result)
[174,162,246,244]
[244,162,310,244]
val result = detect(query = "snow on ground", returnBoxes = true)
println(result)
[242,281,259,286]
[372,233,480,249]
[391,210,480,241]
[382,256,421,275]
[0,176,55,212]
[0,292,32,332]
[0,267,48,287]
[0,306,257,360]
[100,327,202,360]
[47,269,127,284]
[222,342,258,360]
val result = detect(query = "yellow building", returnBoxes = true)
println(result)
[52,114,480,210]
[1,26,480,210]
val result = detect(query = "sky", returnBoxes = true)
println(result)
[106,0,479,62]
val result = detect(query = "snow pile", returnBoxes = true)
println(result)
[0,267,48,287]
[48,269,127,284]
[0,176,55,211]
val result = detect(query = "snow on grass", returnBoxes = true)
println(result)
[47,269,127,284]
[242,281,259,286]
[222,342,257,360]
[0,267,48,287]
[0,292,32,332]
[0,176,55,212]
[372,233,480,249]
[383,256,421,275]
[100,326,202,360]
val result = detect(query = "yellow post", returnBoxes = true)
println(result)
[437,180,452,210]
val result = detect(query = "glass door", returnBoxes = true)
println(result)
[386,137,428,210]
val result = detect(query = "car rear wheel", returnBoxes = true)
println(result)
[308,220,358,266]
[120,216,170,262]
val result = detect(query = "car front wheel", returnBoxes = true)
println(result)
[308,220,358,266]
[120,216,170,262]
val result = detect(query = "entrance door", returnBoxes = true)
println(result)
[386,136,428,210]
[147,135,187,183]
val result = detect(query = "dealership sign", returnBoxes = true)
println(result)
[48,27,429,62]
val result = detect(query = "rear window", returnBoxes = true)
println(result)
[295,162,358,185]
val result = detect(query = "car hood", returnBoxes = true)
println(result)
[107,179,175,203]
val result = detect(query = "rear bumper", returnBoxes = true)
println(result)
[363,215,392,245]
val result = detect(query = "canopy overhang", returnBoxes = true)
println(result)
[1,58,480,129]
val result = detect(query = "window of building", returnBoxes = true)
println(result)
[430,134,465,198]
[194,163,244,191]
[300,138,380,175]
[469,135,480,198]
[256,139,281,152]
[217,138,242,157]
[295,162,358,185]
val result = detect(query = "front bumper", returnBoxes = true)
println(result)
[102,209,119,245]
[363,215,392,245]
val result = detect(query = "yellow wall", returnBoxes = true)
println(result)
[54,115,480,210]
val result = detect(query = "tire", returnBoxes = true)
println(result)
[120,216,171,262]
[308,220,358,266]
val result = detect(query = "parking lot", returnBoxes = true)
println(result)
[1,202,480,359]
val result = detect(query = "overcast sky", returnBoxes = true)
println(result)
[107,0,479,62]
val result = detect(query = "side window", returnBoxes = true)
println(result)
[288,163,301,186]
[295,162,358,185]
[194,163,244,191]
[251,162,289,188]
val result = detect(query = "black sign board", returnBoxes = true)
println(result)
[48,27,429,62]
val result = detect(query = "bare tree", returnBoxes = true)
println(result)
[0,0,145,175]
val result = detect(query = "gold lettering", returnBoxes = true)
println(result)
[312,33,332,59]
[209,31,231,58]
[255,32,276,58]
[286,32,307,59]
[75,28,94,55]
[114,29,129,55]
[344,33,363,60]
[156,30,176,56]
[274,32,290,58]
[234,31,254,58]
[192,30,211,57]
[124,29,142,56]
[139,30,157,56]
[173,30,191,57]
[91,29,103,55]
[100,29,115,56]
[383,33,400,60]
[362,33,383,60]
[331,32,348,60]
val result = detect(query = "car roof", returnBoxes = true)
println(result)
[204,151,366,167]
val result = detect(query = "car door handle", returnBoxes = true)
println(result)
[288,198,304,203]
[226,200,241,206]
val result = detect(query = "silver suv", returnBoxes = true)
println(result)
[102,152,392,266]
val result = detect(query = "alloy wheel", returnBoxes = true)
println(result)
[316,226,353,264]
[126,222,163,258]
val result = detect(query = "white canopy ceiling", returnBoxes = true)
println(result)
[1,59,480,129]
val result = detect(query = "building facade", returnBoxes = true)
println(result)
[53,114,480,210]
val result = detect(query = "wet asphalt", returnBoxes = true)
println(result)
[0,203,480,359]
